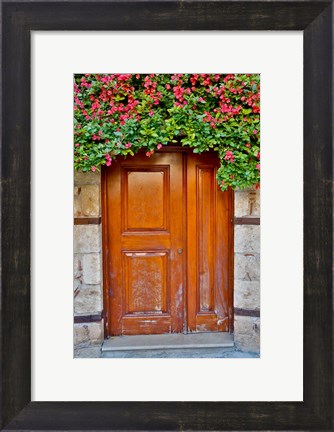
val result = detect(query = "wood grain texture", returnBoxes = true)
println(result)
[1,0,333,430]
[186,153,232,333]
[74,217,101,225]
[2,1,331,31]
[234,308,260,317]
[303,3,333,426]
[74,313,103,323]
[1,4,31,428]
[104,150,232,336]
[103,152,184,336]
[234,216,260,225]
[4,401,331,430]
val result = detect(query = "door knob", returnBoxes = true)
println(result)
[177,248,183,254]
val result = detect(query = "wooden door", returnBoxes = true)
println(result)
[102,149,233,337]
[102,152,185,336]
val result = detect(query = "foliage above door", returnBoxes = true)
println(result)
[74,73,260,190]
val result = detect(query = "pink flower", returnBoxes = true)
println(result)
[224,150,234,163]
[257,152,260,159]
[245,143,251,148]
[253,129,258,134]
[146,150,154,157]
[256,164,260,170]
[106,160,112,166]
[157,144,162,149]
[125,142,132,148]
[166,84,171,90]
[75,143,80,148]
[91,166,96,172]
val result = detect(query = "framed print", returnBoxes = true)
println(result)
[32,31,302,403]
[1,1,333,430]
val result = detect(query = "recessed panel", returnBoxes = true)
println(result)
[197,166,215,313]
[124,251,168,314]
[123,168,169,231]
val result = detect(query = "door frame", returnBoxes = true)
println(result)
[101,146,234,338]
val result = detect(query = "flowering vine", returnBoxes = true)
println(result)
[74,73,260,190]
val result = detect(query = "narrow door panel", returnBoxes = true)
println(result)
[187,152,232,333]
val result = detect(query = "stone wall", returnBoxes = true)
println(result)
[73,173,260,353]
[74,171,104,346]
[234,188,260,353]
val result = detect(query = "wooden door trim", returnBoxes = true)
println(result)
[228,188,235,333]
[181,152,188,334]
[101,167,110,337]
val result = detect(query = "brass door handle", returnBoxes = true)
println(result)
[177,248,183,254]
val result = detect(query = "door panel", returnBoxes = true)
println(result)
[123,251,169,314]
[103,152,184,336]
[123,168,169,231]
[186,152,232,332]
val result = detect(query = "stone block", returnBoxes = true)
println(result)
[74,321,104,346]
[234,315,260,353]
[234,190,250,217]
[74,284,103,314]
[234,225,260,254]
[74,187,82,217]
[74,225,101,253]
[234,189,260,217]
[80,184,100,217]
[82,253,101,284]
[250,190,260,216]
[73,254,83,276]
[74,170,101,185]
[234,280,260,309]
[234,253,260,281]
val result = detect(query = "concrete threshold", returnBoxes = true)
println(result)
[102,332,234,352]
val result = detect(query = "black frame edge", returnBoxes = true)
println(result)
[304,2,333,427]
[1,1,333,430]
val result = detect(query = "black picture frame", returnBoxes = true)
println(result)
[1,1,333,430]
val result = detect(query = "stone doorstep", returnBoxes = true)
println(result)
[101,332,234,352]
